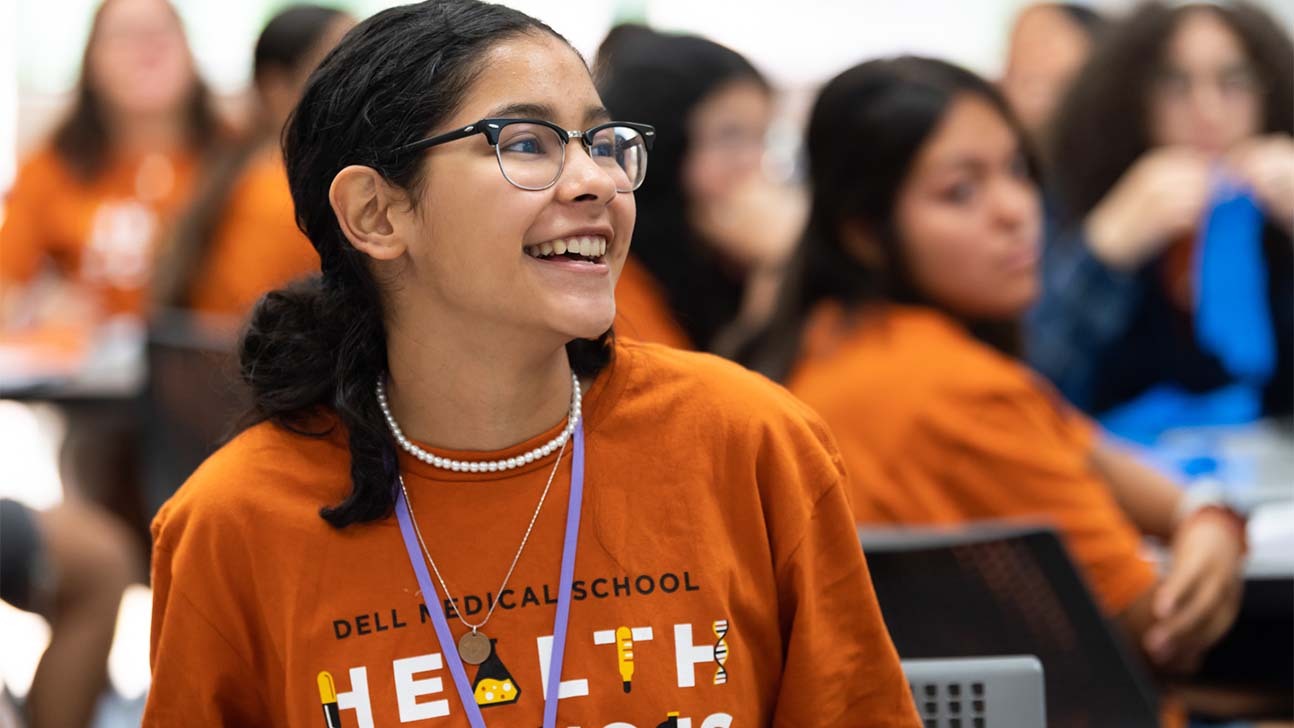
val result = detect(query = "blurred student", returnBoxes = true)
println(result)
[596,25,804,354]
[1,0,219,326]
[746,56,1246,705]
[0,0,220,553]
[1031,1,1293,426]
[152,5,354,320]
[999,3,1105,143]
[1,498,138,728]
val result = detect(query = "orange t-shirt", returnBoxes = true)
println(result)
[187,147,319,317]
[0,144,198,317]
[145,339,920,727]
[613,256,693,349]
[789,304,1156,618]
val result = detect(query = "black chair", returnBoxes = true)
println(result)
[860,524,1160,728]
[141,309,246,519]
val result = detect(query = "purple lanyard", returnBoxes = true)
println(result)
[393,423,585,728]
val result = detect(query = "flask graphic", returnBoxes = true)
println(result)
[472,639,522,707]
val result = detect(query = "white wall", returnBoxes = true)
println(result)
[5,0,1294,187]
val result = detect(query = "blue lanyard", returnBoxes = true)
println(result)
[393,423,585,728]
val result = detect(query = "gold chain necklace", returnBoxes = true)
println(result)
[396,435,568,665]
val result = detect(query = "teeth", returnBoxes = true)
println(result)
[523,236,608,260]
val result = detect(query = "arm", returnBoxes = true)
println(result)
[143,537,270,726]
[1029,149,1215,409]
[1089,441,1183,541]
[1,152,95,328]
[1025,223,1143,410]
[1089,441,1245,674]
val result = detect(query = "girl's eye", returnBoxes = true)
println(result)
[501,135,545,155]
[943,181,976,204]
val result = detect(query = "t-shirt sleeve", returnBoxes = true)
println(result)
[143,510,271,726]
[904,382,1156,616]
[1,153,60,284]
[758,404,920,727]
[771,480,922,727]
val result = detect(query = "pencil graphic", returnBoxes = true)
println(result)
[317,671,342,727]
[615,626,635,693]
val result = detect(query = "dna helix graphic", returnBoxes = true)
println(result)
[712,619,729,685]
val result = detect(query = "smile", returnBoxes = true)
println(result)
[524,235,608,263]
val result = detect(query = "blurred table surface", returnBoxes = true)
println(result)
[1146,420,1294,578]
[0,318,146,403]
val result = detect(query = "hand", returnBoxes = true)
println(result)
[1085,147,1212,270]
[690,176,807,273]
[1227,134,1294,232]
[1144,512,1245,674]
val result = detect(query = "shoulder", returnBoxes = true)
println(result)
[799,305,1040,410]
[616,338,833,433]
[9,144,75,194]
[610,339,844,481]
[151,417,351,554]
[789,306,1061,461]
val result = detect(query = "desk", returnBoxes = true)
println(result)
[1149,420,1294,511]
[0,318,145,402]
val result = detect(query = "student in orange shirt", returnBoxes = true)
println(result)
[153,5,355,321]
[144,3,919,726]
[0,0,219,544]
[746,57,1245,695]
[0,0,219,325]
[594,26,804,354]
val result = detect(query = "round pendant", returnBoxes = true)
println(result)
[458,630,492,665]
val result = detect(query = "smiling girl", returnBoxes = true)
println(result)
[142,3,917,727]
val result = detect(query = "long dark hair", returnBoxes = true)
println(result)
[153,4,347,309]
[596,25,769,351]
[742,56,1038,381]
[1050,1,1294,225]
[241,0,610,529]
[52,0,220,181]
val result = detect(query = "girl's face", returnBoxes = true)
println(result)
[892,94,1042,320]
[89,0,195,118]
[1148,9,1263,155]
[1000,4,1094,134]
[682,79,773,205]
[391,34,636,345]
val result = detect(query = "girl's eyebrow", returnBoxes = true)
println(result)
[485,102,612,126]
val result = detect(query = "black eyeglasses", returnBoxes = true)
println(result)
[393,118,655,192]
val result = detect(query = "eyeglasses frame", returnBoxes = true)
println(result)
[391,117,656,191]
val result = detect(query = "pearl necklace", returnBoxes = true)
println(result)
[376,373,582,472]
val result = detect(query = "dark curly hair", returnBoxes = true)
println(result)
[1049,1,1294,225]
[240,0,610,528]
